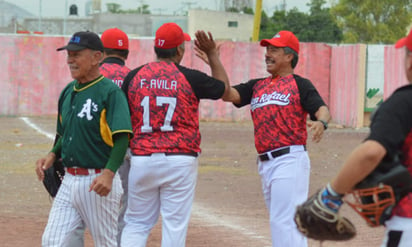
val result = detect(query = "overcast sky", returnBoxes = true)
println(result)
[10,0,311,17]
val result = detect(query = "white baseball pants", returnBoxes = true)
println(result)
[121,153,198,247]
[381,216,412,247]
[64,152,130,247]
[42,171,122,247]
[117,148,131,246]
[257,145,310,247]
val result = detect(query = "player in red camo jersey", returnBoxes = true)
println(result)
[197,30,331,247]
[100,27,131,88]
[120,23,230,247]
[100,27,132,246]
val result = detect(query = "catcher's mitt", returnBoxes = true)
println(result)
[42,159,65,198]
[294,189,356,241]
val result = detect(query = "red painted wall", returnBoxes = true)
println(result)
[3,34,403,128]
[329,45,363,128]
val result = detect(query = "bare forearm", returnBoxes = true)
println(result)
[330,140,386,194]
[207,51,230,95]
[220,87,240,104]
[315,106,331,122]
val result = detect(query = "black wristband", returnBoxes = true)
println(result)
[319,120,328,130]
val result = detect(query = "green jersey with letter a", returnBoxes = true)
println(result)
[57,75,133,169]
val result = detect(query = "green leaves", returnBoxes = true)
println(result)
[259,0,412,44]
[259,0,342,43]
[330,0,412,43]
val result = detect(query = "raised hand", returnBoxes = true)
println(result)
[194,30,216,56]
[194,41,223,65]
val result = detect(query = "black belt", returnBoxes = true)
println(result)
[259,145,306,161]
[134,152,198,157]
[166,152,198,157]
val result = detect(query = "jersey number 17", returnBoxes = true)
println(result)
[140,96,176,133]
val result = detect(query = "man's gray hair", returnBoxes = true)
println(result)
[284,47,299,68]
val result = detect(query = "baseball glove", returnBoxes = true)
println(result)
[294,189,356,241]
[42,158,65,198]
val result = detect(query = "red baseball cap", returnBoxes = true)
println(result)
[101,28,129,50]
[155,23,191,49]
[395,29,412,51]
[260,30,300,54]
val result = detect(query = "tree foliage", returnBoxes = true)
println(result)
[259,0,342,43]
[106,3,151,14]
[106,3,122,14]
[242,7,254,15]
[330,0,412,43]
[134,4,151,14]
[306,0,343,42]
[226,6,254,14]
[259,10,278,39]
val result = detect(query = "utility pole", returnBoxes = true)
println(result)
[252,0,262,42]
[0,0,5,27]
[281,0,286,11]
[182,1,196,8]
[182,1,196,11]
[63,0,68,35]
[137,0,145,14]
[153,8,166,15]
[38,0,42,32]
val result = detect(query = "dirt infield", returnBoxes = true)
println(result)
[0,116,385,246]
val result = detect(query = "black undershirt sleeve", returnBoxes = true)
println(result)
[177,64,226,100]
[233,78,262,107]
[295,75,327,120]
[366,87,412,157]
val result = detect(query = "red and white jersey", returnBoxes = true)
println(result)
[123,61,225,155]
[234,74,326,154]
[396,131,412,217]
[100,57,131,88]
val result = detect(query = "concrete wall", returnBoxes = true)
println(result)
[187,9,254,41]
[24,17,93,36]
[93,13,152,36]
[22,10,253,42]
